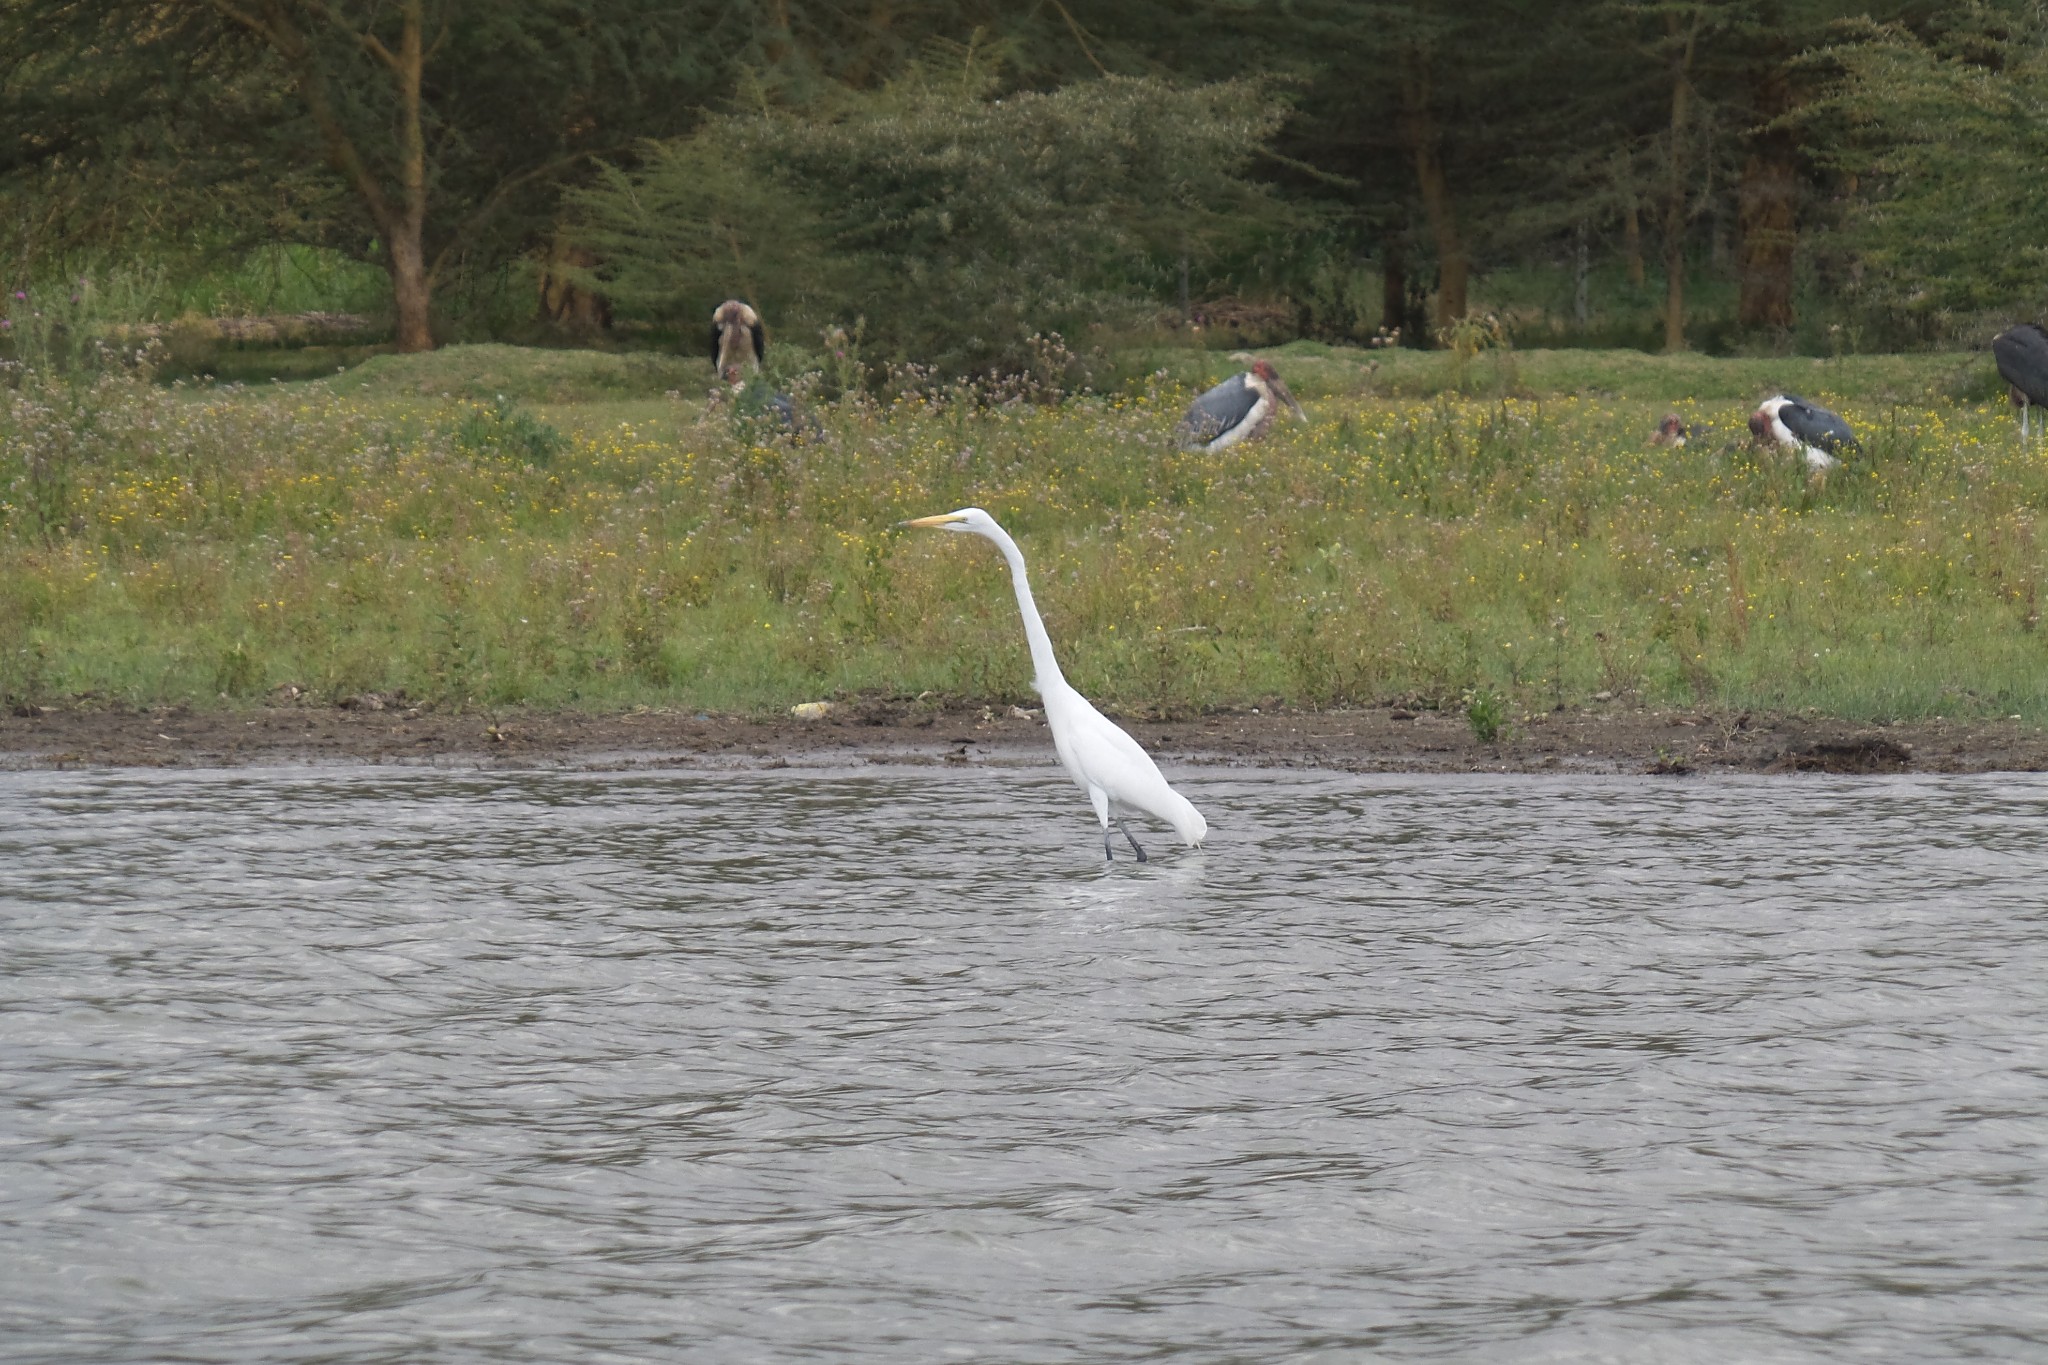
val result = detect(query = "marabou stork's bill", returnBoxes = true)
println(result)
[1749,395,1857,471]
[1649,413,1690,448]
[1992,323,2048,441]
[711,299,765,384]
[1175,359,1308,452]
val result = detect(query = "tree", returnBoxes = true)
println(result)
[1,0,752,349]
[1821,2,2048,322]
[569,70,1287,375]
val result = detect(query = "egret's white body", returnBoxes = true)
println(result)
[903,508,1207,860]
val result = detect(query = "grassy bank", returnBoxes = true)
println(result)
[3,345,2045,721]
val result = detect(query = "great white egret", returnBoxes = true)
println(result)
[1749,395,1858,471]
[900,508,1208,861]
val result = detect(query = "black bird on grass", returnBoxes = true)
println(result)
[711,299,765,384]
[1993,322,2048,441]
[1749,395,1858,471]
[1175,359,1308,452]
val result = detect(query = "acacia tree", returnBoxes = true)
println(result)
[569,71,1286,375]
[1,0,748,349]
[1820,2,2048,322]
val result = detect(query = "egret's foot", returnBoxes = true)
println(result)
[1118,818,1149,863]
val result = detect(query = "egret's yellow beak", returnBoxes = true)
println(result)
[898,513,966,528]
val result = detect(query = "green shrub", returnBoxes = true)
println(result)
[567,71,1286,379]
[454,394,568,467]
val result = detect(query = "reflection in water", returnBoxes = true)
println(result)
[4,766,2047,1362]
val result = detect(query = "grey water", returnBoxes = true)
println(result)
[3,766,2047,1364]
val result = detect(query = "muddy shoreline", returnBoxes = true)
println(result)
[4,694,2045,776]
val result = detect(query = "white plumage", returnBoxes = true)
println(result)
[900,507,1207,861]
[1749,394,1857,471]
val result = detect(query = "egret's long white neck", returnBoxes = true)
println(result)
[980,522,1066,693]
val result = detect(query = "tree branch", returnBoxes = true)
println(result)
[427,152,591,283]
[1044,0,1110,77]
[303,0,402,72]
[196,0,291,53]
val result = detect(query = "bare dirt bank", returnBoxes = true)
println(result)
[4,695,2045,776]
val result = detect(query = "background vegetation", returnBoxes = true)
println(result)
[6,1,2048,367]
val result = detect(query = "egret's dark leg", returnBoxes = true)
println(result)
[1117,818,1149,863]
[1103,826,1115,862]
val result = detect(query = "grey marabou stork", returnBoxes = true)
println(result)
[1648,413,1689,448]
[1175,359,1307,452]
[1749,395,1858,471]
[711,299,765,384]
[1993,323,2048,441]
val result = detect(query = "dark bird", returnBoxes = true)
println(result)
[1749,395,1857,471]
[1648,413,1690,448]
[711,299,765,384]
[1175,359,1308,452]
[1993,323,2048,441]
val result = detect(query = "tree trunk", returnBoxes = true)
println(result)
[1381,236,1406,334]
[1623,200,1645,287]
[1573,221,1590,325]
[1660,10,1701,353]
[1401,52,1468,330]
[388,235,433,352]
[763,0,792,70]
[389,1,432,352]
[538,240,612,332]
[1737,69,1798,329]
[1663,231,1686,353]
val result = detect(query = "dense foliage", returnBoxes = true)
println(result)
[1823,4,2048,323]
[567,72,1285,374]
[6,0,2048,357]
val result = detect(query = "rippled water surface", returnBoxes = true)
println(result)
[4,765,2047,1362]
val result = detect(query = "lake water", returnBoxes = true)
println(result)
[3,765,2046,1363]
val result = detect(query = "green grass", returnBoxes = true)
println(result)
[325,343,706,404]
[3,344,2045,721]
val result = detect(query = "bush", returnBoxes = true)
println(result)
[566,71,1286,379]
[454,394,568,467]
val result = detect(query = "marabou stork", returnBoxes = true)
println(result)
[1175,359,1307,452]
[1992,323,2048,441]
[1648,413,1690,448]
[1749,394,1858,471]
[711,299,765,384]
